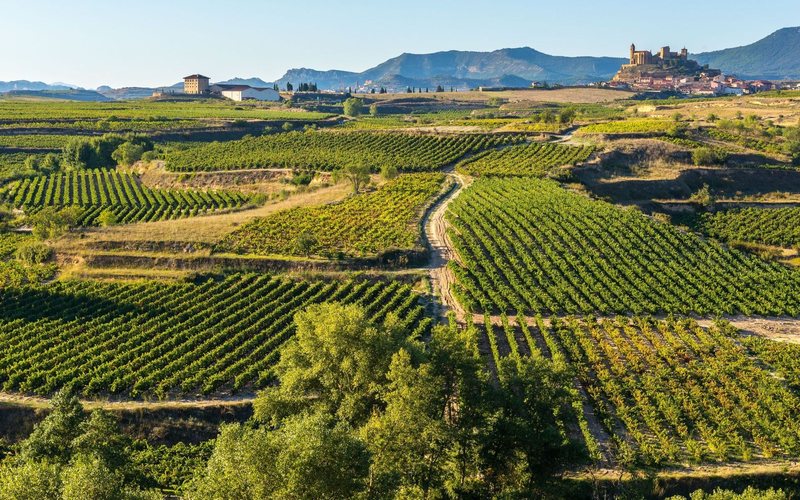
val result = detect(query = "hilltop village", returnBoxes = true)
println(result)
[607,44,777,96]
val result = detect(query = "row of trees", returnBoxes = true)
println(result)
[61,133,154,170]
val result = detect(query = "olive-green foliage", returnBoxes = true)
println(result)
[191,303,577,498]
[188,413,369,500]
[111,142,146,167]
[0,389,159,499]
[692,147,728,166]
[28,206,82,240]
[14,240,52,265]
[62,133,153,170]
[343,97,364,117]
[668,487,787,500]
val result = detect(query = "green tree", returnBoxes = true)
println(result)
[380,164,398,180]
[189,412,369,500]
[15,240,53,265]
[29,206,82,240]
[333,164,371,194]
[21,389,86,464]
[294,230,317,257]
[343,97,365,117]
[96,209,118,227]
[253,303,419,427]
[361,349,451,496]
[482,356,580,495]
[111,142,145,167]
[369,103,379,117]
[0,459,62,500]
[41,153,61,173]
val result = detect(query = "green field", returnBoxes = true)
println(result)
[0,274,429,397]
[2,169,252,225]
[457,142,594,177]
[218,173,444,258]
[448,177,800,316]
[165,131,524,172]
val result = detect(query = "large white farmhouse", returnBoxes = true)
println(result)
[213,84,280,102]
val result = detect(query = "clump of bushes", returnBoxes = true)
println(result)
[15,240,53,265]
[692,147,728,166]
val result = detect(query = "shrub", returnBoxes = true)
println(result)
[15,240,53,265]
[692,147,727,166]
[343,98,365,117]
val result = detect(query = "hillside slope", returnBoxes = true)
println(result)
[693,27,800,79]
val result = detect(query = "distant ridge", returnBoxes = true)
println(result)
[275,48,627,90]
[693,27,800,80]
[0,80,79,93]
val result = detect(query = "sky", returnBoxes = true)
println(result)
[1,0,798,89]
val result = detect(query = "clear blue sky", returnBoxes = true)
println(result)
[2,0,798,88]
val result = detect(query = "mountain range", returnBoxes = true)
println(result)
[1,27,798,99]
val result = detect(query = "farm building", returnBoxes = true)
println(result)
[184,74,210,94]
[215,85,280,102]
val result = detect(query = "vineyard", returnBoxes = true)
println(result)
[0,100,332,121]
[218,173,444,258]
[575,118,675,135]
[481,315,800,465]
[456,142,594,177]
[0,134,76,150]
[0,274,430,398]
[165,131,524,172]
[698,207,800,248]
[447,178,800,316]
[1,169,251,225]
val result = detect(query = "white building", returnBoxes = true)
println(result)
[218,85,281,102]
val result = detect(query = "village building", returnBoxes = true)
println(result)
[183,74,210,94]
[210,84,281,102]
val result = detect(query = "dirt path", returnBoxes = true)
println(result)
[0,391,254,411]
[420,170,471,321]
[474,312,800,345]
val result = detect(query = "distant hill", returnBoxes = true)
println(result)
[3,89,112,102]
[275,48,627,91]
[0,80,78,93]
[693,27,800,80]
[215,77,274,88]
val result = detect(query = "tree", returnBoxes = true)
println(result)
[111,142,145,167]
[333,164,371,194]
[369,103,379,117]
[23,155,40,172]
[436,85,445,93]
[0,388,159,499]
[41,153,61,173]
[361,349,451,496]
[380,165,398,180]
[253,303,419,427]
[343,97,365,117]
[96,209,118,227]
[188,413,369,500]
[286,83,293,92]
[481,356,580,495]
[295,230,317,257]
[15,240,52,265]
[29,206,82,240]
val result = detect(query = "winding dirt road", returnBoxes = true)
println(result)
[420,170,471,322]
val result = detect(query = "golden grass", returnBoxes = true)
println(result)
[56,180,355,250]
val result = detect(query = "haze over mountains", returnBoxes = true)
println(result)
[1,27,798,99]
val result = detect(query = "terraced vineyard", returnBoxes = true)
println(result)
[2,169,251,225]
[218,173,445,258]
[165,131,524,172]
[575,118,674,135]
[0,274,430,397]
[447,178,800,316]
[481,315,800,465]
[457,142,594,177]
[698,207,800,247]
